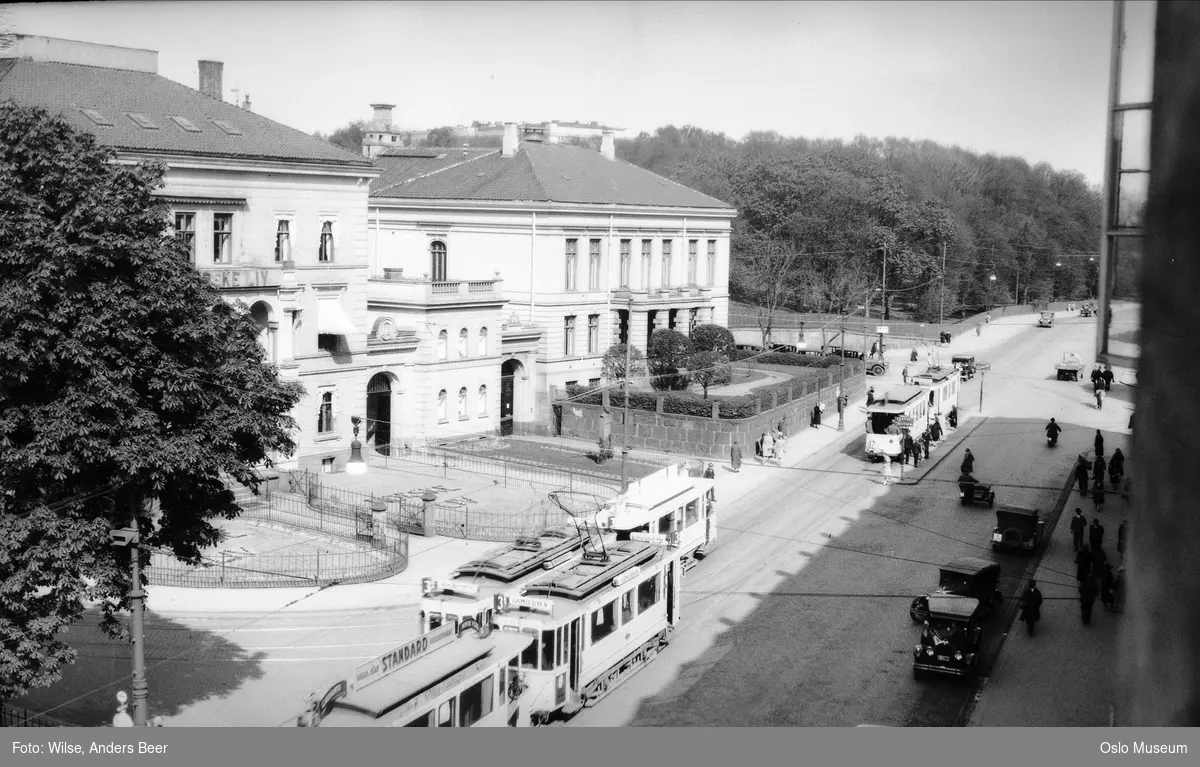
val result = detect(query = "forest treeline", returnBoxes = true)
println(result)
[615,126,1104,322]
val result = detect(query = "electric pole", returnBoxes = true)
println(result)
[939,242,946,325]
[837,311,846,431]
[882,248,889,321]
[621,300,633,493]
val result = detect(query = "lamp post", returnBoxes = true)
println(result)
[621,298,633,493]
[110,495,147,727]
[347,416,367,474]
[837,311,847,431]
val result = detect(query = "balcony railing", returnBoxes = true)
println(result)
[370,272,504,303]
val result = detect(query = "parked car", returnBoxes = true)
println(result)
[951,355,976,381]
[1080,304,1095,317]
[910,557,1004,624]
[912,595,985,681]
[991,507,1046,554]
[865,353,889,376]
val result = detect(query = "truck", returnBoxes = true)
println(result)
[1055,352,1085,381]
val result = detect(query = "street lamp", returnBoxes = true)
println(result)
[837,311,847,431]
[620,297,633,493]
[110,496,147,727]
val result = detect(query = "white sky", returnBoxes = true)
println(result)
[2,1,1158,185]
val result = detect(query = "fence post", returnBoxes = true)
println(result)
[315,554,320,586]
[504,460,508,488]
[221,551,226,585]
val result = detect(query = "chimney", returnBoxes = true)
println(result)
[242,94,252,111]
[502,122,518,157]
[601,130,615,161]
[198,60,223,101]
[370,103,395,129]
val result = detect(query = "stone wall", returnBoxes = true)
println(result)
[560,370,866,459]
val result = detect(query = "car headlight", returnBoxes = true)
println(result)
[954,652,963,661]
[991,533,1002,542]
[914,645,922,656]
[926,648,934,657]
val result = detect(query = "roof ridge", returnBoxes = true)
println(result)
[371,148,500,196]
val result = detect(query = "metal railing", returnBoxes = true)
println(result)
[1,703,73,727]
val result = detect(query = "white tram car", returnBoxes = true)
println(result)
[297,621,534,728]
[595,463,716,571]
[865,385,931,459]
[911,366,960,428]
[490,538,685,724]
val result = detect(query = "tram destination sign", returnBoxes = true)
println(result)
[612,566,642,588]
[630,532,668,545]
[354,623,456,690]
[895,416,915,428]
[496,594,555,614]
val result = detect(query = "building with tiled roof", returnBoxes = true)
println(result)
[364,113,738,434]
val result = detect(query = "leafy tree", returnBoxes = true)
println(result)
[0,103,305,699]
[729,235,805,350]
[647,329,694,391]
[600,343,648,382]
[315,119,367,156]
[690,324,735,355]
[688,351,732,399]
[424,126,458,147]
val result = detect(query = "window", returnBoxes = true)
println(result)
[404,712,431,727]
[477,327,488,356]
[661,240,673,287]
[619,239,631,287]
[275,220,290,262]
[641,239,652,288]
[590,601,617,645]
[174,213,195,258]
[211,119,243,135]
[478,385,488,416]
[169,115,201,133]
[317,391,333,434]
[688,240,698,284]
[458,328,468,358]
[319,221,334,262]
[321,457,335,473]
[565,239,578,291]
[458,387,468,419]
[212,213,232,263]
[589,377,601,387]
[707,240,717,287]
[459,674,494,727]
[318,334,339,353]
[637,574,662,612]
[431,241,447,281]
[437,389,448,422]
[587,314,599,354]
[541,629,556,671]
[520,632,538,669]
[437,330,448,360]
[658,513,673,535]
[621,589,635,624]
[564,316,576,356]
[685,499,700,527]
[437,699,455,728]
[588,239,601,290]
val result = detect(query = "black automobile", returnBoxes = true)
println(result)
[910,557,1003,624]
[991,507,1047,554]
[951,355,976,381]
[913,595,984,681]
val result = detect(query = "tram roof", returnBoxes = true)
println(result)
[319,631,533,726]
[868,386,926,410]
[450,525,583,582]
[913,367,957,384]
[522,540,660,601]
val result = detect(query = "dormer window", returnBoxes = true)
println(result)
[211,119,243,136]
[79,108,113,126]
[169,116,202,133]
[126,113,159,130]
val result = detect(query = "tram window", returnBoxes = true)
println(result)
[499,666,507,702]
[459,674,494,727]
[675,508,684,532]
[621,589,634,624]
[428,612,442,630]
[404,711,432,727]
[437,699,455,727]
[446,614,459,630]
[521,634,538,669]
[637,574,661,612]
[541,629,555,671]
[591,601,617,644]
[658,514,672,535]
[685,500,699,527]
[556,625,565,666]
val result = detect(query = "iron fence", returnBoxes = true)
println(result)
[1,703,73,727]
[149,540,408,589]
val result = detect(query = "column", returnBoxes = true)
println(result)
[630,310,650,353]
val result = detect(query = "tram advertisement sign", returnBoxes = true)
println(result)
[382,658,492,726]
[630,532,668,545]
[894,416,915,428]
[355,624,456,689]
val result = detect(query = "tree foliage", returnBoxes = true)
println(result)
[688,351,732,399]
[690,324,735,355]
[314,119,366,156]
[0,104,305,699]
[423,126,458,147]
[600,343,648,382]
[646,329,694,391]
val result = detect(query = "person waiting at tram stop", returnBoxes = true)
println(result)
[960,448,975,475]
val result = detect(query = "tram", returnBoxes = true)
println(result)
[490,537,685,724]
[912,366,960,426]
[596,463,716,571]
[296,619,534,728]
[865,385,930,459]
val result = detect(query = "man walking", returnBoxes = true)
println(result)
[1089,517,1105,554]
[960,448,975,475]
[1070,508,1087,552]
[1079,576,1098,625]
[1075,456,1090,497]
[866,386,876,407]
[1093,453,1107,487]
[1076,543,1094,583]
[730,441,743,473]
[1117,519,1128,561]
[703,463,716,501]
[1094,430,1105,457]
[1102,365,1114,391]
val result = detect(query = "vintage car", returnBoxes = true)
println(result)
[864,353,889,377]
[910,557,1003,624]
[1037,311,1055,328]
[991,506,1047,554]
[912,595,985,681]
[958,476,996,507]
[1055,352,1085,381]
[1080,304,1095,317]
[951,355,976,381]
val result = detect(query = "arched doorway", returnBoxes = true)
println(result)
[500,358,522,436]
[249,301,276,363]
[366,373,393,456]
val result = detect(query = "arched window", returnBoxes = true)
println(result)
[437,330,448,360]
[458,328,468,358]
[478,327,488,356]
[458,387,468,419]
[431,240,447,282]
[318,391,334,434]
[478,385,488,416]
[437,389,447,422]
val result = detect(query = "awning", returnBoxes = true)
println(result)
[316,296,357,336]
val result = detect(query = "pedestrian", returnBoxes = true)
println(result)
[881,455,893,486]
[866,386,876,407]
[703,462,716,501]
[1100,563,1116,611]
[1093,453,1106,486]
[811,403,822,428]
[1094,430,1104,457]
[906,432,920,467]
[930,418,942,443]
[960,448,975,475]
[1091,367,1102,388]
[1102,366,1114,391]
[1075,543,1093,582]
[902,365,911,385]
[1109,448,1125,486]
[1089,517,1105,552]
[1075,456,1090,496]
[730,441,743,472]
[1091,544,1108,583]
[921,431,931,460]
[985,312,991,324]
[870,340,880,357]
[1112,567,1126,613]
[910,348,919,363]
[1092,478,1106,513]
[948,405,959,429]
[1095,387,1105,411]
[1117,519,1127,560]
[1079,576,1098,625]
[1070,508,1087,552]
[976,322,982,337]
[762,431,775,465]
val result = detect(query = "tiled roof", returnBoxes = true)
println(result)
[0,58,373,168]
[369,142,733,209]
